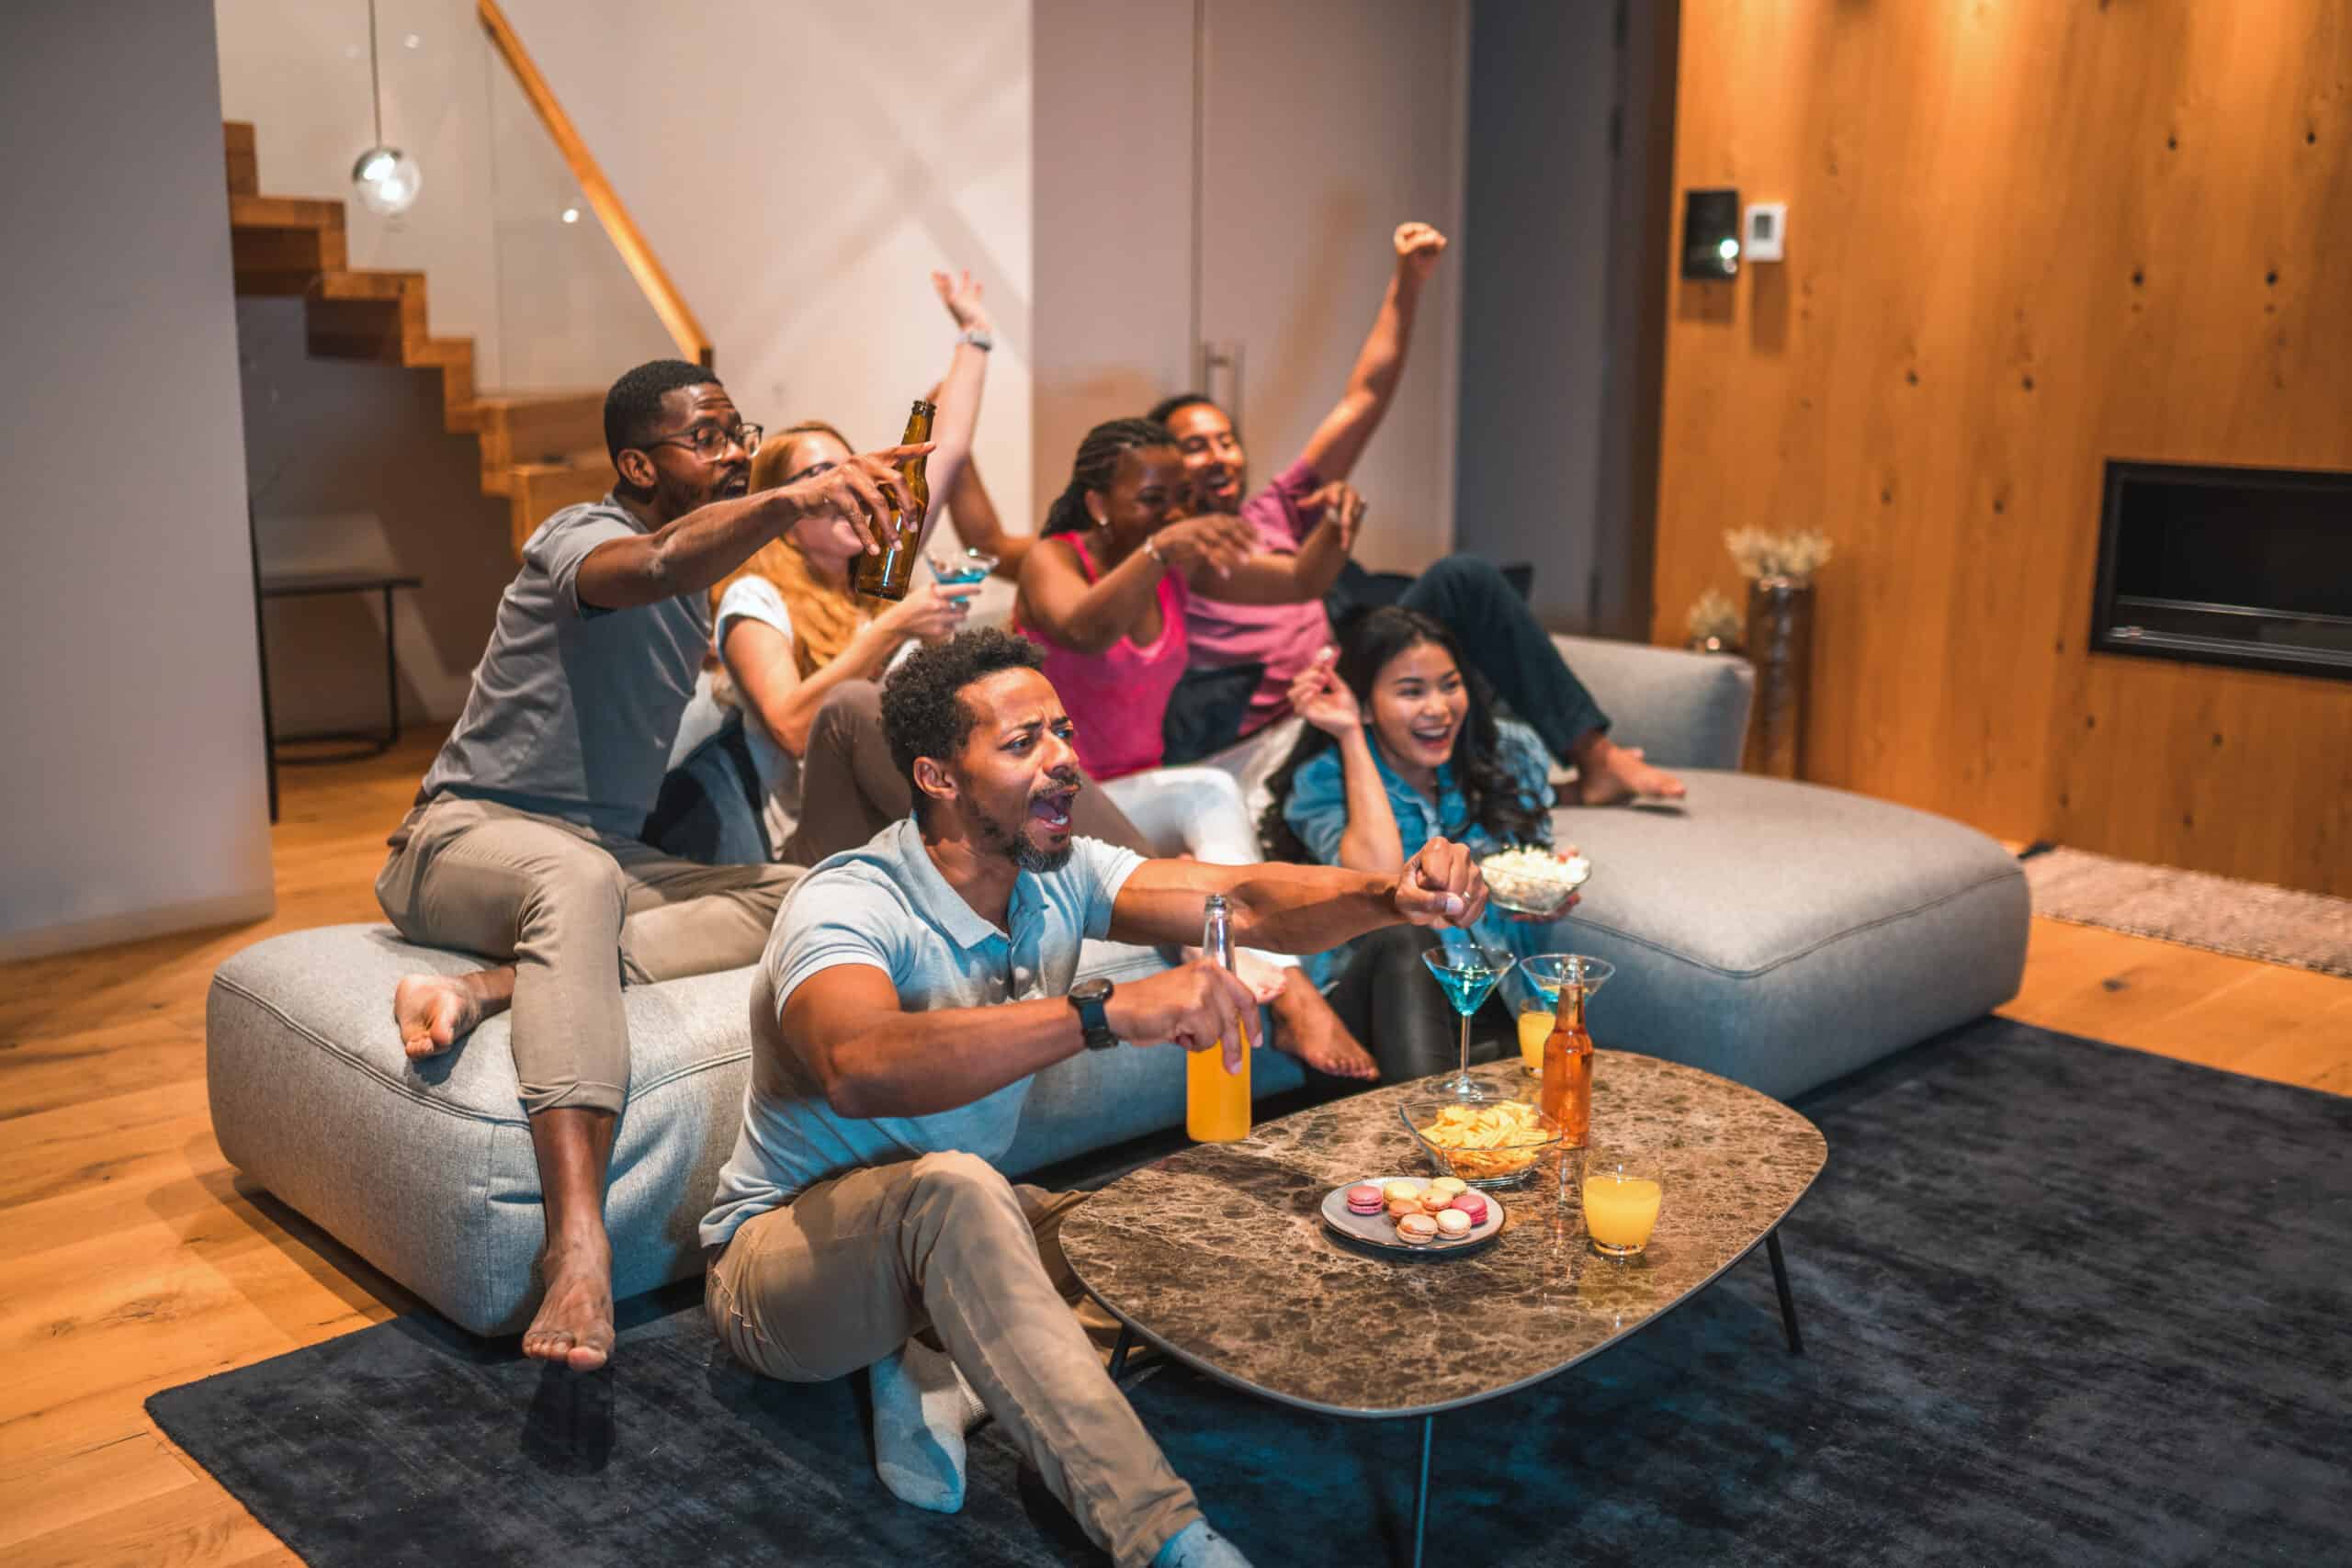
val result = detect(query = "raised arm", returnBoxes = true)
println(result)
[915,269,991,549]
[1106,838,1487,954]
[1285,651,1407,871]
[1296,221,1449,484]
[943,456,1034,579]
[783,957,1262,1118]
[576,445,928,612]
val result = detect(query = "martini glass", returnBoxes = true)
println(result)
[1421,942,1517,1100]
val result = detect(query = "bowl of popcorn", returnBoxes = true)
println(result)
[1476,845,1592,919]
[1399,1097,1563,1188]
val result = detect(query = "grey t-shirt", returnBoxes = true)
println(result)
[699,818,1145,1247]
[417,497,710,839]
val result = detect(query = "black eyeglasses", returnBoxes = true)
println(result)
[639,421,763,460]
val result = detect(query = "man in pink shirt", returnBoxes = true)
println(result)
[1153,222,1683,807]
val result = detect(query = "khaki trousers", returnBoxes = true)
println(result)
[707,1151,1201,1568]
[375,794,801,1114]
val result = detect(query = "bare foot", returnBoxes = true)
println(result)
[1270,971,1379,1081]
[523,1238,615,1372]
[392,973,484,1059]
[1576,740,1687,806]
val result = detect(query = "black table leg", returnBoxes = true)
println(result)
[1410,1414,1433,1568]
[1108,1324,1135,1380]
[1767,1228,1804,1355]
[380,583,401,746]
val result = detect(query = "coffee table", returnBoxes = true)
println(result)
[1058,1052,1827,1566]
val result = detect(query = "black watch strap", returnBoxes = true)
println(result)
[1070,980,1118,1051]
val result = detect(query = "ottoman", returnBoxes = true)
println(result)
[207,925,1301,1336]
[1540,769,2030,1101]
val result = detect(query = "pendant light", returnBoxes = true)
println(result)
[350,0,422,216]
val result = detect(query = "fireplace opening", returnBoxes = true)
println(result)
[2090,459,2352,681]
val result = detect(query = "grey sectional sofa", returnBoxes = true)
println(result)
[206,636,2028,1335]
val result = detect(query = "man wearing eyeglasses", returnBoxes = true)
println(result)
[373,358,930,1376]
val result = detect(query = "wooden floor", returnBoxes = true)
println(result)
[3,738,2346,1566]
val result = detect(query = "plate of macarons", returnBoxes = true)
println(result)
[1319,1176,1507,1256]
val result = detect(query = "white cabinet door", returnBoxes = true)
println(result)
[1196,0,1466,571]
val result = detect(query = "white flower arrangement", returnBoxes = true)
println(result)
[1724,527,1836,581]
[1685,588,1744,645]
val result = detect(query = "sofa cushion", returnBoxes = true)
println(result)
[207,925,1280,1335]
[1540,770,2029,1100]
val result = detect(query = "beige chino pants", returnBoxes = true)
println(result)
[707,1151,1202,1568]
[376,794,801,1114]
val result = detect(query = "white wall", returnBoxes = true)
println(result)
[1032,0,1198,521]
[498,0,1038,535]
[0,1,275,960]
[1453,0,1623,629]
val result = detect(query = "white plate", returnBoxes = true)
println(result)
[1318,1178,1509,1256]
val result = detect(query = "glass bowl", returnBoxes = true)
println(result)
[1398,1095,1563,1189]
[1477,846,1592,918]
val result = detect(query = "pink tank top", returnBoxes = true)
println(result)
[1019,534,1189,781]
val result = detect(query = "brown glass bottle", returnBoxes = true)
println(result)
[853,398,936,601]
[1539,976,1593,1148]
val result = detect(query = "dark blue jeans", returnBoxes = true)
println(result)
[1161,553,1611,765]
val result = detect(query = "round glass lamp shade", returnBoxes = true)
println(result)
[350,145,423,215]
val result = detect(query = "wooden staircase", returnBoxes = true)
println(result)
[224,120,613,555]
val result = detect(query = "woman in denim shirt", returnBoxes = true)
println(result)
[1261,608,1579,1081]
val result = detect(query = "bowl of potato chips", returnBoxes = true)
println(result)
[1399,1097,1563,1188]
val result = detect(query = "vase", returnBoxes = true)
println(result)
[1745,575,1814,779]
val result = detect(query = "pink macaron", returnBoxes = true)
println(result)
[1345,1183,1385,1215]
[1448,1191,1489,1225]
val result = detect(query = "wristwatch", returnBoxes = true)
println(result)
[958,326,994,352]
[1069,977,1118,1050]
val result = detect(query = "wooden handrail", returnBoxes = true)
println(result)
[477,0,714,368]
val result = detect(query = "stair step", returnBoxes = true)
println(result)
[229,194,345,232]
[472,392,606,470]
[224,121,257,197]
[501,457,616,554]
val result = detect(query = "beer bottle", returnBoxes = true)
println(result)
[853,398,936,600]
[1539,972,1593,1148]
[1185,895,1253,1142]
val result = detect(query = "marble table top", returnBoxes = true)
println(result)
[1059,1053,1827,1419]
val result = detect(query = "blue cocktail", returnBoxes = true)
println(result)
[927,547,998,586]
[1420,944,1516,1100]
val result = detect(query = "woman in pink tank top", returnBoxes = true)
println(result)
[1015,417,1356,781]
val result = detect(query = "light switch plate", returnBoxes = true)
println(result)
[1744,202,1788,262]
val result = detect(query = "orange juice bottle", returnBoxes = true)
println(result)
[1538,974,1593,1148]
[1185,895,1252,1142]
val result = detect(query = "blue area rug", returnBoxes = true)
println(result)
[148,1018,2352,1565]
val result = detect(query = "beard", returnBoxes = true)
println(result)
[972,806,1074,874]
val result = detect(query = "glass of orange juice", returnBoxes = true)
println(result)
[1581,1153,1663,1258]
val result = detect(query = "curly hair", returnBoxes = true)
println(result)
[881,628,1048,821]
[603,358,720,464]
[1260,607,1548,862]
[1041,417,1175,537]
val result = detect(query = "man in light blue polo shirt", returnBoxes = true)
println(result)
[701,629,1490,1568]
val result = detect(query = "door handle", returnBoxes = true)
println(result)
[1194,340,1244,434]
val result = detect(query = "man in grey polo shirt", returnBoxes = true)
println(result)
[701,628,1490,1568]
[375,357,929,1375]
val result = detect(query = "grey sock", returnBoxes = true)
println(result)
[1151,1517,1254,1568]
[869,1339,980,1513]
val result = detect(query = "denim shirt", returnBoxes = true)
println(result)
[1281,718,1557,988]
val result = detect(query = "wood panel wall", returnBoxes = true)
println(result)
[1652,0,2352,897]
